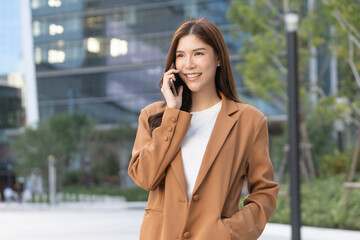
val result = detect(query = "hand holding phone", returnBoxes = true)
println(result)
[162,63,183,109]
[169,63,181,97]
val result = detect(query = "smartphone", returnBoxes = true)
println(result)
[170,78,178,96]
[169,63,182,96]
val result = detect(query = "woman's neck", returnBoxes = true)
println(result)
[190,90,221,112]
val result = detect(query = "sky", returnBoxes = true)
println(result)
[0,0,22,75]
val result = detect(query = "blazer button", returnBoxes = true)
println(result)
[167,126,173,132]
[183,232,191,239]
[192,195,199,201]
[163,136,168,141]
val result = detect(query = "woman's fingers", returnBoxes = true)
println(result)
[168,74,176,81]
[165,70,179,81]
[162,68,179,92]
[162,68,182,109]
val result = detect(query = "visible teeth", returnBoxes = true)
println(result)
[186,73,201,78]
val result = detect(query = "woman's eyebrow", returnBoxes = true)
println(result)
[176,47,207,53]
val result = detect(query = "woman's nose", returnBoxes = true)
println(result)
[185,57,195,69]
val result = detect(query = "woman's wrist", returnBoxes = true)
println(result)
[167,101,180,109]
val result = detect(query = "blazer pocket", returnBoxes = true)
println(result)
[140,208,164,240]
[145,208,163,215]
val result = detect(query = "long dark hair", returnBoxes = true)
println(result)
[148,18,240,135]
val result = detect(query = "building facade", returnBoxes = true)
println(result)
[0,0,23,199]
[0,84,23,129]
[0,85,22,199]
[32,0,279,125]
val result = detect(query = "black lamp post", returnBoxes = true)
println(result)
[285,12,301,240]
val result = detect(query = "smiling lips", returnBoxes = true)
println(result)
[184,73,202,81]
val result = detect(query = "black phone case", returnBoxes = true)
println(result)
[173,73,183,92]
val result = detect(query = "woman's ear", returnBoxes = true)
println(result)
[216,55,220,67]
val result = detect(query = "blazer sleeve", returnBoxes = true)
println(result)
[128,106,191,191]
[223,117,280,240]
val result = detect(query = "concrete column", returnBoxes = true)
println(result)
[20,0,39,127]
[48,155,57,205]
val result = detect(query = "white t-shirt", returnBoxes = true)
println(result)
[181,100,222,202]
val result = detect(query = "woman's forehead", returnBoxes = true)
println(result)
[176,34,212,51]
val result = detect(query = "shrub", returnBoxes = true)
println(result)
[269,174,360,230]
[61,185,148,201]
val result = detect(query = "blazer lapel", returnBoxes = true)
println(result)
[192,93,238,194]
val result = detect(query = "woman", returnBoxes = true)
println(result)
[128,18,279,240]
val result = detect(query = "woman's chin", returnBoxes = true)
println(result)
[184,82,200,92]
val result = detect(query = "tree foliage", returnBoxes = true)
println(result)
[12,114,137,189]
[89,122,136,187]
[228,0,360,174]
[12,114,96,188]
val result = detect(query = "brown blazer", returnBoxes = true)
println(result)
[128,92,279,240]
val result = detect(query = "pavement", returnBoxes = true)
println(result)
[0,201,359,240]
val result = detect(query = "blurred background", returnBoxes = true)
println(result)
[0,0,359,235]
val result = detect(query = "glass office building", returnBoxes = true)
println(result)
[0,0,23,198]
[32,0,277,125]
[0,0,26,130]
[0,84,22,198]
[0,85,22,129]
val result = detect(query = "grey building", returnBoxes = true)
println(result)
[0,0,24,199]
[0,84,22,200]
[32,0,280,125]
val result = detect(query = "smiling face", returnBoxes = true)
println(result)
[175,34,220,96]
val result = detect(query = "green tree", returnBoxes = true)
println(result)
[12,122,59,181]
[93,122,136,188]
[228,0,360,177]
[13,114,96,188]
